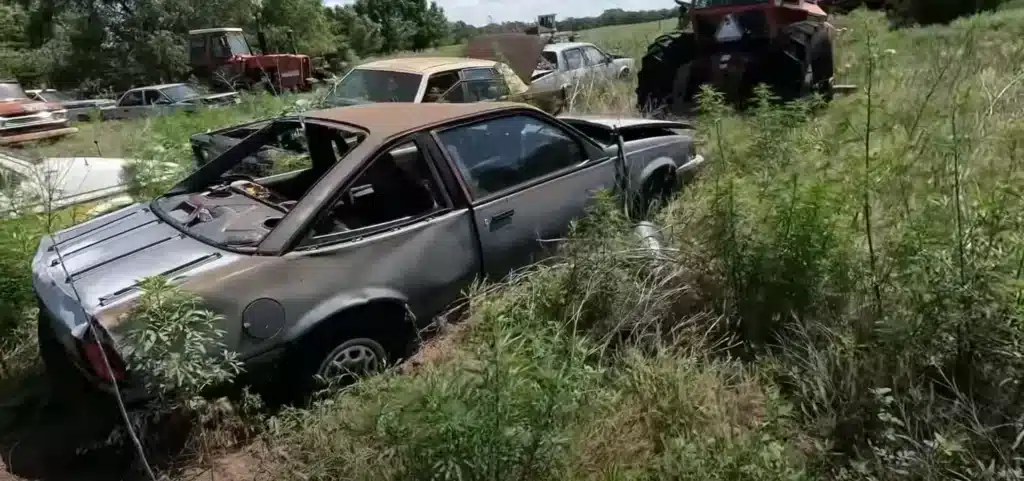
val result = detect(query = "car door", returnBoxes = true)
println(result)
[581,45,615,80]
[282,137,480,321]
[434,112,615,280]
[112,90,144,120]
[561,48,588,86]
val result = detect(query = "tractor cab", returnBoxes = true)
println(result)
[678,0,827,39]
[188,28,254,70]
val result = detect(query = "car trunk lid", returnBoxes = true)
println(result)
[32,203,234,328]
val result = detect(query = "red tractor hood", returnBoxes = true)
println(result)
[0,98,63,116]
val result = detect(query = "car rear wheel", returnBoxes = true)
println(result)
[633,168,677,219]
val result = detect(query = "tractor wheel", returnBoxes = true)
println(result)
[774,21,835,103]
[636,32,698,116]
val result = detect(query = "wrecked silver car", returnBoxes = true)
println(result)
[33,101,705,402]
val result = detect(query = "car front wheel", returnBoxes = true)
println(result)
[315,337,386,387]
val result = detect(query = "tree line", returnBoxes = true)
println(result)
[0,0,677,95]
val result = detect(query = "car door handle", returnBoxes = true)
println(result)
[486,209,515,231]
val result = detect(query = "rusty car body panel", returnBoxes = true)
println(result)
[0,80,78,146]
[32,102,704,400]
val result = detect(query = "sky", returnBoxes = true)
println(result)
[326,0,668,27]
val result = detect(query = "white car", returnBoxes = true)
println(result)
[0,152,179,217]
[531,42,634,90]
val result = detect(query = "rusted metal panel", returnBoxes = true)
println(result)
[464,33,548,84]
[0,126,78,146]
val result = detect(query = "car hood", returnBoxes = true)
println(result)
[465,33,548,84]
[178,92,240,106]
[62,99,116,109]
[558,115,695,131]
[32,203,238,330]
[0,98,63,116]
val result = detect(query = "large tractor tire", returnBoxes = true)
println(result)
[772,20,835,103]
[636,32,698,116]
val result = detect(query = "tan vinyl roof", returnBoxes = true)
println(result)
[302,101,537,138]
[355,57,499,75]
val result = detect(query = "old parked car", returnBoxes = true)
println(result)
[325,34,571,114]
[32,102,704,404]
[99,83,241,121]
[0,79,78,146]
[0,151,179,217]
[531,41,634,90]
[25,89,116,122]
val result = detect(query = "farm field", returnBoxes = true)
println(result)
[4,6,1024,481]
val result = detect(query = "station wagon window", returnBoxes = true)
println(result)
[308,141,446,241]
[437,114,585,198]
[423,70,460,103]
[564,49,585,70]
[119,90,144,106]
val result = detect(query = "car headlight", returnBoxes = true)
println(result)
[51,110,67,121]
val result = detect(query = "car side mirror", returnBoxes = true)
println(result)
[154,98,171,105]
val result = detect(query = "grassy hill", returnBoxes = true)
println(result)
[3,7,1024,481]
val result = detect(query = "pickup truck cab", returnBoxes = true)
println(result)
[33,101,704,404]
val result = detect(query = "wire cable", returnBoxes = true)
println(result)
[48,238,157,481]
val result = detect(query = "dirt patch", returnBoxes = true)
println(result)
[398,320,472,375]
[0,387,136,481]
[175,445,272,481]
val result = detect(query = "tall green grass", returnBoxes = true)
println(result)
[261,9,1024,480]
[4,8,1024,480]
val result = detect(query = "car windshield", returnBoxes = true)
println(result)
[40,91,77,102]
[538,52,558,70]
[225,32,251,56]
[161,84,201,102]
[152,119,367,250]
[0,82,27,101]
[327,69,422,103]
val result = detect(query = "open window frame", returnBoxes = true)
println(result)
[292,132,456,251]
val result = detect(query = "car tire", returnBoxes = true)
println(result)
[633,168,676,219]
[271,323,397,408]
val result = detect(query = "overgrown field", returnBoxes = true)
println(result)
[5,8,1024,481]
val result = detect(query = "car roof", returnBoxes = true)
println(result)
[543,42,592,52]
[189,27,243,34]
[129,83,188,91]
[301,101,536,139]
[355,57,499,75]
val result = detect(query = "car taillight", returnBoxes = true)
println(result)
[75,324,126,382]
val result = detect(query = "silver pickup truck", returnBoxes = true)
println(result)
[99,83,240,121]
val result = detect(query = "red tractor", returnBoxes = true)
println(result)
[188,27,315,94]
[636,0,840,116]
